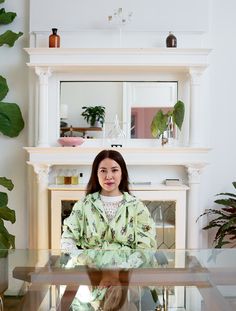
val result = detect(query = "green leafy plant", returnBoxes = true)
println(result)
[197,182,236,248]
[0,1,24,251]
[81,105,105,127]
[0,177,15,249]
[150,100,185,139]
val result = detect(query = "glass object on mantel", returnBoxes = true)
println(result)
[49,28,60,48]
[104,115,126,147]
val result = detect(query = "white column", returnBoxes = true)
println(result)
[34,164,51,249]
[35,67,51,147]
[186,165,203,249]
[189,68,203,147]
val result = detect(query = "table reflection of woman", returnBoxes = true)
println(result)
[61,149,157,310]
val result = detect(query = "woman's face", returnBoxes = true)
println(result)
[97,158,122,196]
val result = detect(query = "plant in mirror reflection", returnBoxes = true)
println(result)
[150,100,185,145]
[81,105,105,127]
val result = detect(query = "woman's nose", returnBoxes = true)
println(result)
[105,171,112,179]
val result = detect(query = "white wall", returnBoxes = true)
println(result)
[1,0,236,248]
[0,0,29,248]
[201,0,236,245]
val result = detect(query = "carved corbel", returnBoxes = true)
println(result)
[185,165,204,184]
[35,67,52,84]
[33,163,51,186]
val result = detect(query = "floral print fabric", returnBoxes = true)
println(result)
[61,192,157,250]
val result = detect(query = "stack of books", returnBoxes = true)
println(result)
[165,178,182,186]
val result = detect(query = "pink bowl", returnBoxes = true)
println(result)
[58,137,85,147]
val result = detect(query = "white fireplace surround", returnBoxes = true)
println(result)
[24,47,211,250]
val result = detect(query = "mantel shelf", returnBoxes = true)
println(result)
[25,146,211,167]
[48,183,189,191]
[24,47,211,72]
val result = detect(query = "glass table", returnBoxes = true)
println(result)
[0,249,236,311]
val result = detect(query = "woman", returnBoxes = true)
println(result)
[61,149,157,310]
[61,149,157,251]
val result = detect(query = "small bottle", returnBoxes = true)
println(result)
[56,169,64,185]
[64,169,72,185]
[71,169,78,185]
[79,173,84,184]
[49,28,60,48]
[166,31,177,48]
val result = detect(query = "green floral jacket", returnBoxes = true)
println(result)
[61,192,157,250]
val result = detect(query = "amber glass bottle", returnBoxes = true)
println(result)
[49,28,60,48]
[166,31,177,48]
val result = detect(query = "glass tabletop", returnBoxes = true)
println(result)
[1,249,236,311]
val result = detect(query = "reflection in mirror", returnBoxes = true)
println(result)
[60,81,178,139]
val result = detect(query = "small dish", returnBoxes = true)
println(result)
[58,137,84,147]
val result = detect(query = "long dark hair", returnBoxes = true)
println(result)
[86,149,130,195]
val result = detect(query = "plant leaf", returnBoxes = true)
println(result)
[0,177,14,190]
[150,289,158,303]
[215,199,236,208]
[216,192,236,198]
[0,8,16,24]
[0,192,8,207]
[0,206,16,223]
[0,219,15,249]
[0,30,23,47]
[0,75,9,101]
[0,102,24,137]
[173,100,185,130]
[151,110,168,138]
[0,0,5,3]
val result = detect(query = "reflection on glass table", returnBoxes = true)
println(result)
[1,249,236,311]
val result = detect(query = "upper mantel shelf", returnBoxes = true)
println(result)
[25,146,211,167]
[24,48,212,72]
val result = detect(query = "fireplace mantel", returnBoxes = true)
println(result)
[25,47,211,71]
[25,146,210,166]
[24,47,212,251]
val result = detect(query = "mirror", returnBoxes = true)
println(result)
[60,81,178,139]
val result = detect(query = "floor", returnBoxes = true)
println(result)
[2,296,24,311]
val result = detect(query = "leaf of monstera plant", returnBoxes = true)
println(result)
[0,102,24,137]
[173,100,185,130]
[0,8,17,24]
[0,177,14,191]
[0,30,23,47]
[0,75,9,101]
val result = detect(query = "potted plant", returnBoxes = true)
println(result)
[0,3,24,296]
[150,100,185,145]
[197,181,236,248]
[81,105,105,127]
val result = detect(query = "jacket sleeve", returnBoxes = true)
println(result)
[61,201,83,252]
[135,200,157,249]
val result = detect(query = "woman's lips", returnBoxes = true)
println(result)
[105,182,114,186]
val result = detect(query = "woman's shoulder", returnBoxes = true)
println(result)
[80,192,100,204]
[73,192,100,210]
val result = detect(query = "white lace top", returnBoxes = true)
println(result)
[100,194,123,221]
